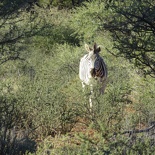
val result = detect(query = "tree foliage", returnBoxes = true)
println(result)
[0,0,46,64]
[104,0,155,77]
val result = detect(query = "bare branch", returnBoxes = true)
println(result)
[122,122,155,135]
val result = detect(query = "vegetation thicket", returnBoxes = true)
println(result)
[0,0,155,154]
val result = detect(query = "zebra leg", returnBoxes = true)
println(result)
[100,78,107,94]
[89,97,92,109]
[89,84,93,109]
[82,82,93,111]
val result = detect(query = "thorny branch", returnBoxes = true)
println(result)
[122,122,155,135]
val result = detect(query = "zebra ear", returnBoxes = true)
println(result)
[96,47,101,53]
[85,44,91,52]
[94,43,97,50]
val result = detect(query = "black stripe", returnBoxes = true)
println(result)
[95,58,107,78]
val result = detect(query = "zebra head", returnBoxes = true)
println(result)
[85,43,101,78]
[85,43,101,59]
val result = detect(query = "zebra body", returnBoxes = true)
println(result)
[79,43,107,108]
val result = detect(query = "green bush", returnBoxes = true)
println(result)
[0,1,155,154]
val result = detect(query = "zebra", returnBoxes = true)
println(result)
[79,43,108,108]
